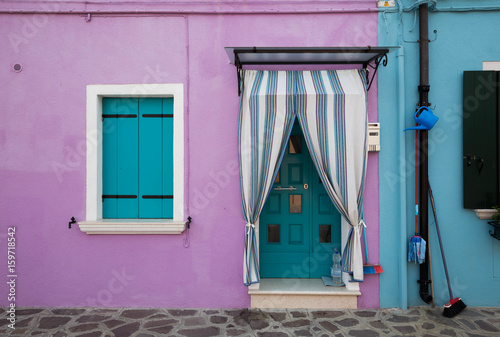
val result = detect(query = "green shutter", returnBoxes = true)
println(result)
[463,71,500,209]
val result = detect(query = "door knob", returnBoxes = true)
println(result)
[304,183,309,190]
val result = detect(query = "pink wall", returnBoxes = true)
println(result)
[0,9,379,308]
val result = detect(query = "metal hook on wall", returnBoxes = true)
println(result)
[68,217,76,229]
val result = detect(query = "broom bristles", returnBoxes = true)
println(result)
[443,297,467,318]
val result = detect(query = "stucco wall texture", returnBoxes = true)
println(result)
[0,10,380,308]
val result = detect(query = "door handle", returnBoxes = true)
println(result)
[477,157,484,174]
[274,186,297,191]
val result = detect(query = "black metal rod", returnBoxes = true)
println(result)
[102,114,137,118]
[102,195,137,199]
[418,3,432,305]
[142,114,173,118]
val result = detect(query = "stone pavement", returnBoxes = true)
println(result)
[1,306,499,337]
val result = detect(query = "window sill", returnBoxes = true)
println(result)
[78,219,186,235]
[474,209,496,220]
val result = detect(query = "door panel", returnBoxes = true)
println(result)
[311,168,341,278]
[259,122,311,278]
[259,121,341,279]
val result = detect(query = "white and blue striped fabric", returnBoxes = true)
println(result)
[295,70,368,282]
[239,69,368,285]
[239,70,296,286]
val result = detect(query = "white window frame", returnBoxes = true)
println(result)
[78,84,186,234]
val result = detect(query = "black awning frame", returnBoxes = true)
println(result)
[226,47,389,95]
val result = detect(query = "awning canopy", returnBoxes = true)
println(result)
[225,46,393,94]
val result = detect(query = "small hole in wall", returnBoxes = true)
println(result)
[13,63,22,72]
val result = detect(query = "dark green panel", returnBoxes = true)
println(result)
[463,71,499,209]
[478,71,499,208]
[463,71,477,208]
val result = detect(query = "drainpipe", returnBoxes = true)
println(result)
[418,3,432,304]
[397,44,408,310]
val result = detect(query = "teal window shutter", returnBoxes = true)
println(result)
[102,97,174,219]
[102,98,139,218]
[162,98,174,218]
[139,98,165,218]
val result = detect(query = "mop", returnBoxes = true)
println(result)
[409,130,426,264]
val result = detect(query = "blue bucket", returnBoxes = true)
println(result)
[404,107,439,131]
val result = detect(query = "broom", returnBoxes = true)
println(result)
[428,181,466,318]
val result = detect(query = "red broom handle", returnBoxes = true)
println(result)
[415,130,419,235]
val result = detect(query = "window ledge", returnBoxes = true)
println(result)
[78,219,186,235]
[474,209,497,220]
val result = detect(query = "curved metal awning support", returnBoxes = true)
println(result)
[225,46,393,95]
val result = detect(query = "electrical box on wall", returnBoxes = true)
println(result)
[368,123,381,152]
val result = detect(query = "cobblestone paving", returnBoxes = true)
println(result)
[0,306,499,336]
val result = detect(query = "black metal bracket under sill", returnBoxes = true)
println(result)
[488,221,500,241]
[227,47,390,96]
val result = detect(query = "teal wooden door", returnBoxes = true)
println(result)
[259,122,341,278]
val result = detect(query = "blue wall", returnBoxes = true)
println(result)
[379,1,500,308]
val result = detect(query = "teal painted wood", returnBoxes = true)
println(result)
[102,98,119,218]
[162,98,174,218]
[102,98,139,218]
[260,122,341,278]
[102,98,139,219]
[139,98,163,218]
[310,168,341,278]
[102,97,174,219]
[117,99,139,218]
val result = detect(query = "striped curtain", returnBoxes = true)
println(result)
[239,70,296,286]
[296,69,368,282]
[239,69,368,285]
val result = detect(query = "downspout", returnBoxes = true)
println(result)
[392,0,408,310]
[397,44,408,310]
[418,3,432,304]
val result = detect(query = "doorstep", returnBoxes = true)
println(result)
[248,278,360,309]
